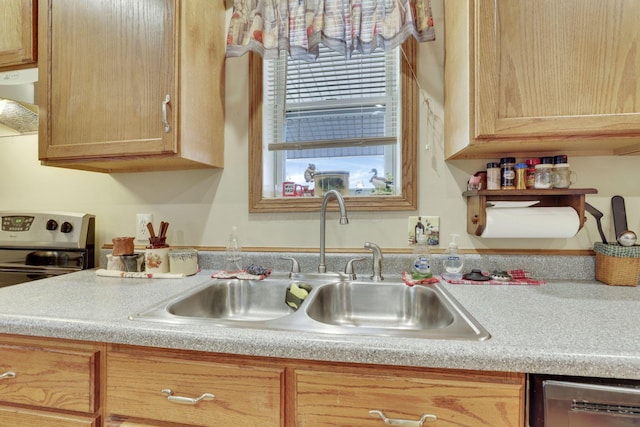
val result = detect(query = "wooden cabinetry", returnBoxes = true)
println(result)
[0,335,103,427]
[445,0,640,159]
[294,365,524,427]
[105,345,524,427]
[37,0,225,173]
[0,0,37,70]
[105,417,161,427]
[0,407,98,427]
[0,336,525,427]
[106,345,283,427]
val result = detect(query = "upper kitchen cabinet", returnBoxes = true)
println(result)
[0,0,37,70]
[445,0,640,159]
[37,0,224,173]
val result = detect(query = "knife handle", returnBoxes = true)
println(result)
[611,195,628,238]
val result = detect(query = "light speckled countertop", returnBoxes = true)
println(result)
[0,261,638,380]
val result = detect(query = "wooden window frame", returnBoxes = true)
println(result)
[248,38,418,213]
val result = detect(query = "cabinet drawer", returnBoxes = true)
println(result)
[107,351,283,426]
[0,343,99,413]
[0,405,98,427]
[294,369,524,427]
[106,414,176,427]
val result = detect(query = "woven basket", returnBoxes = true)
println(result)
[594,242,640,286]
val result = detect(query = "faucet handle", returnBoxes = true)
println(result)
[364,242,384,281]
[281,256,301,277]
[364,241,382,256]
[344,257,366,280]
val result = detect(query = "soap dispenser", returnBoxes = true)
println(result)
[411,230,432,279]
[442,234,464,280]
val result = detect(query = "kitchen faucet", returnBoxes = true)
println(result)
[364,242,384,281]
[318,190,349,273]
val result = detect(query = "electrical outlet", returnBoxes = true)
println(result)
[136,213,153,241]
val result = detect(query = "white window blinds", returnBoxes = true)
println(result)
[264,46,400,159]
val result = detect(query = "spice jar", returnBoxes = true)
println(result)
[515,163,527,190]
[553,154,568,165]
[534,164,553,189]
[486,162,500,190]
[500,157,516,190]
[525,158,540,189]
[551,163,577,188]
[552,153,572,189]
[539,156,554,166]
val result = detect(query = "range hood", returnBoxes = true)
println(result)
[0,68,38,137]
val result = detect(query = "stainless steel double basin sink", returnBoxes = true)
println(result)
[130,273,490,341]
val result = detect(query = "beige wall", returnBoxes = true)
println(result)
[0,1,637,253]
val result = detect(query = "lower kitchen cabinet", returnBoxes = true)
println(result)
[0,335,104,427]
[294,366,525,426]
[106,345,525,427]
[0,406,98,427]
[105,345,284,427]
[0,335,526,427]
[105,415,187,427]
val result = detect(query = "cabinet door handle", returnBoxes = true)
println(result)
[161,94,171,133]
[0,372,16,380]
[161,388,215,405]
[369,410,437,426]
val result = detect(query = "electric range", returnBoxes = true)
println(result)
[0,211,95,287]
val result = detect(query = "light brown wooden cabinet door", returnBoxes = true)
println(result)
[477,0,640,139]
[0,406,98,427]
[37,0,225,172]
[445,0,640,158]
[38,0,175,160]
[0,0,37,69]
[106,415,175,427]
[106,349,283,427]
[0,341,100,413]
[294,368,525,427]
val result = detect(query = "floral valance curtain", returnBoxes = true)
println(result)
[226,0,435,61]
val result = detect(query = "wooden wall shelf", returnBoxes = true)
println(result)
[463,188,598,236]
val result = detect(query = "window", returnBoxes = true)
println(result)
[249,38,418,213]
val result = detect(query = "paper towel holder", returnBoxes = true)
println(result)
[463,188,598,237]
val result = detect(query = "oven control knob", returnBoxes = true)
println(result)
[46,219,58,231]
[60,222,73,233]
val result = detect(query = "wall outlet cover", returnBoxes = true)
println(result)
[136,213,153,241]
[408,216,439,246]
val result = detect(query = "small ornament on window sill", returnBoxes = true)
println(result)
[369,168,394,194]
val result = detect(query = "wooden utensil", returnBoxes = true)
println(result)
[147,222,156,238]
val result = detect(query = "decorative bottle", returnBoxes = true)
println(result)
[411,230,432,279]
[224,226,243,272]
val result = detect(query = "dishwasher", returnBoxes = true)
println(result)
[529,374,640,426]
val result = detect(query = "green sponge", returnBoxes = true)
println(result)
[285,282,312,310]
[289,282,309,299]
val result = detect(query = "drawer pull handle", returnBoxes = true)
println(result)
[0,372,15,380]
[369,410,437,426]
[161,388,215,405]
[161,94,171,133]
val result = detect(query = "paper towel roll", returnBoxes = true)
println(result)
[481,206,580,238]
